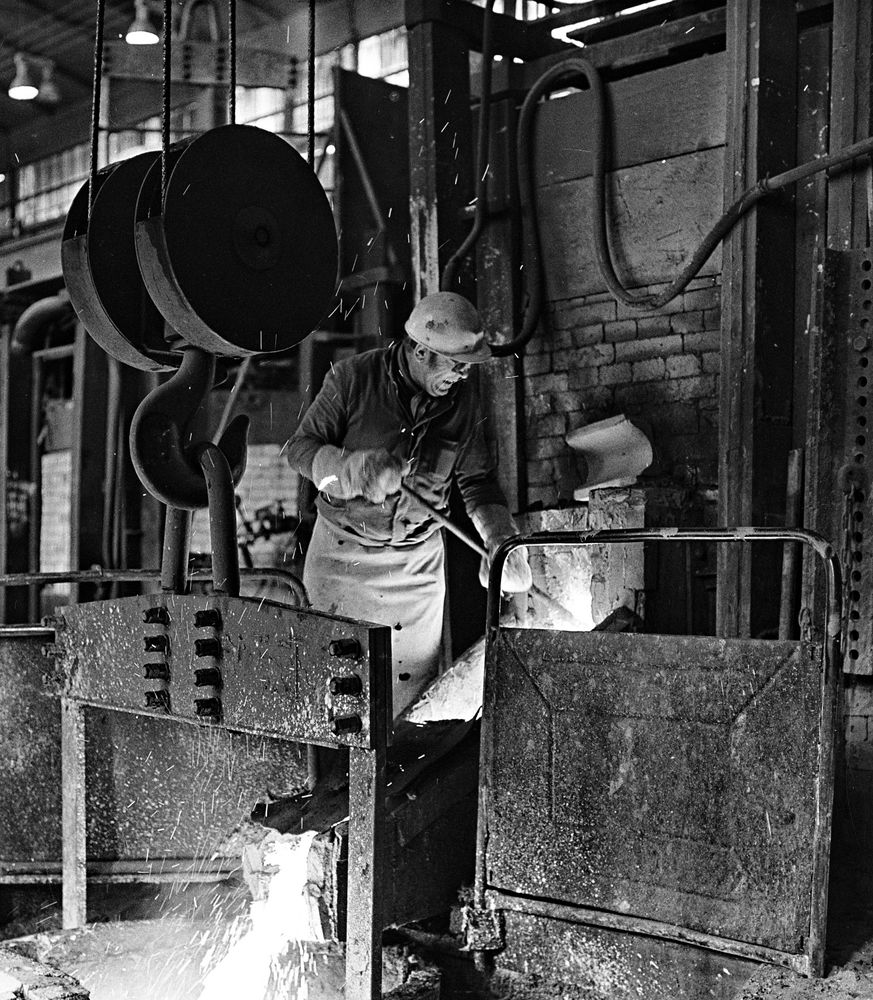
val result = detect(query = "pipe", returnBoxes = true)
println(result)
[441,0,497,292]
[161,507,192,593]
[0,566,308,604]
[778,449,804,640]
[198,442,240,596]
[11,291,73,355]
[102,358,122,572]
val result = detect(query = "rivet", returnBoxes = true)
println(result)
[195,667,222,688]
[143,606,170,626]
[145,690,171,711]
[195,637,222,658]
[194,609,222,629]
[195,697,222,719]
[332,714,363,735]
[329,674,363,696]
[328,637,361,659]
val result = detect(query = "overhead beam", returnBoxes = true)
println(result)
[406,0,567,60]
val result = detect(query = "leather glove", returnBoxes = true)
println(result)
[312,445,403,503]
[471,504,532,594]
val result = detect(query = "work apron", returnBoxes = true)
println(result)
[303,516,446,717]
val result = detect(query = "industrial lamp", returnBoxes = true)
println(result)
[125,0,160,45]
[8,53,38,101]
[8,54,61,104]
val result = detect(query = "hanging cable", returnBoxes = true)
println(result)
[441,0,497,291]
[228,0,236,124]
[493,56,873,357]
[161,0,172,198]
[87,0,106,219]
[308,0,316,167]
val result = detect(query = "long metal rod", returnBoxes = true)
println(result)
[345,747,386,1000]
[490,890,811,977]
[400,483,580,622]
[161,0,172,196]
[227,0,236,123]
[401,483,487,558]
[779,449,804,639]
[61,699,86,929]
[87,0,106,218]
[0,567,308,605]
[486,527,841,634]
[161,507,192,593]
[199,443,240,596]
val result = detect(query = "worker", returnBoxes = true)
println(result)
[286,291,532,717]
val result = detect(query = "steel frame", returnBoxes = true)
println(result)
[33,579,389,1000]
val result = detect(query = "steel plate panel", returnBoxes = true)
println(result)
[0,634,309,862]
[54,595,391,749]
[482,629,825,954]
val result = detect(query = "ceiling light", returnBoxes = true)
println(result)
[8,54,38,101]
[125,0,160,45]
[36,60,60,104]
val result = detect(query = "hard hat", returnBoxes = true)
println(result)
[404,292,493,363]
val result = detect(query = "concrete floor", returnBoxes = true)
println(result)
[2,856,873,1000]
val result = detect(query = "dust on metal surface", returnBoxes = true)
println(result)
[0,631,310,863]
[53,595,389,750]
[0,635,62,861]
[494,909,756,1000]
[482,629,826,956]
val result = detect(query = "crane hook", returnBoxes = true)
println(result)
[130,345,249,510]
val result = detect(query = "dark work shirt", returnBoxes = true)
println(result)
[286,341,507,546]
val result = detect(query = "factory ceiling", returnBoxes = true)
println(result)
[0,0,319,137]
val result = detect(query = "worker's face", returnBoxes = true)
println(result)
[410,343,473,396]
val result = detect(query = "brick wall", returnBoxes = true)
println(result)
[524,275,720,509]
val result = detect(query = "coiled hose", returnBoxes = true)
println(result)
[491,55,873,357]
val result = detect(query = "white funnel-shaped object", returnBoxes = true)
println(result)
[566,414,653,501]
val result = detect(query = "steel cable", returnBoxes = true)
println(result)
[86,0,106,219]
[308,0,316,167]
[161,0,172,198]
[228,0,236,124]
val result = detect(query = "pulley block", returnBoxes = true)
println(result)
[61,151,181,373]
[135,124,339,357]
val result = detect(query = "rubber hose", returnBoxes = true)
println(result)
[493,57,873,358]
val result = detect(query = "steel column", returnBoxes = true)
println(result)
[717,0,798,638]
[61,698,86,929]
[406,10,474,299]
